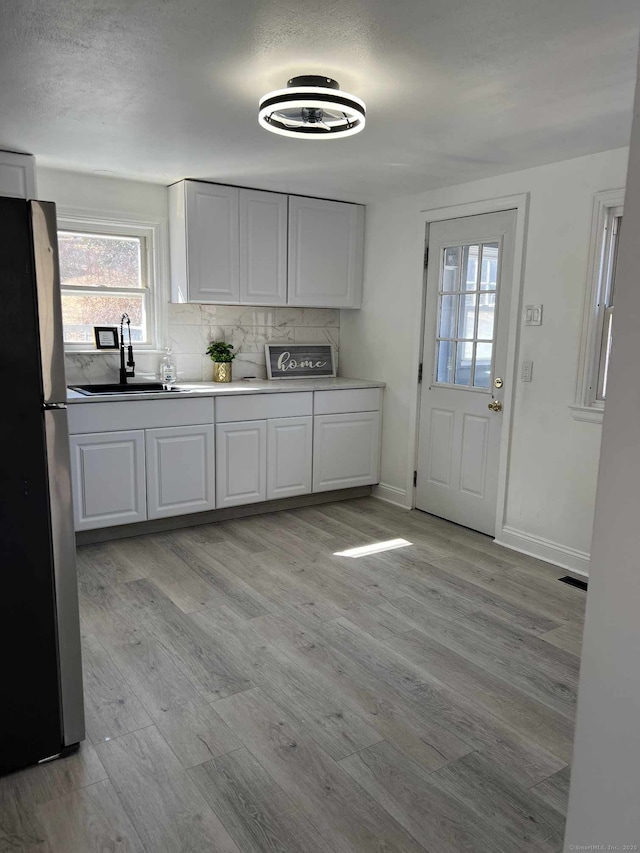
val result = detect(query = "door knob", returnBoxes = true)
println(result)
[488,400,503,412]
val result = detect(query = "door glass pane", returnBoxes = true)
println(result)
[477,292,496,340]
[474,342,493,388]
[438,294,458,339]
[434,238,500,389]
[442,246,460,291]
[436,340,455,384]
[462,245,480,290]
[457,293,477,339]
[455,341,473,385]
[480,242,499,290]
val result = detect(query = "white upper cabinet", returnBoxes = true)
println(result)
[288,196,364,309]
[170,181,240,303]
[239,188,288,306]
[170,180,364,308]
[0,151,37,199]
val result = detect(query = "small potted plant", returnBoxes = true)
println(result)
[206,341,236,383]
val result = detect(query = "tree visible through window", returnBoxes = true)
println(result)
[59,229,150,345]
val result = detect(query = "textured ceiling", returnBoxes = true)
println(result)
[0,0,638,202]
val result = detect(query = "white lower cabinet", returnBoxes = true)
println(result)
[216,420,267,508]
[313,411,381,492]
[267,416,313,500]
[68,387,383,529]
[69,430,147,531]
[146,424,215,519]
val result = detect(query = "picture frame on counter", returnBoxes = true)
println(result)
[93,326,119,350]
[265,342,336,380]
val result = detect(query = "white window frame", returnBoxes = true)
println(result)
[571,189,624,423]
[57,207,168,353]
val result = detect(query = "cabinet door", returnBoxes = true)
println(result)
[216,420,267,507]
[288,196,364,308]
[313,412,381,492]
[0,151,37,199]
[69,431,146,530]
[239,189,288,306]
[146,424,215,519]
[267,416,312,500]
[185,181,240,303]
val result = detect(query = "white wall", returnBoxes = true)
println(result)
[340,147,629,572]
[38,167,169,221]
[564,58,640,849]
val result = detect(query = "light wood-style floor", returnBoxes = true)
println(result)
[1,497,586,852]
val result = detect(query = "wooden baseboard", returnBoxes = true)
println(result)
[76,486,373,545]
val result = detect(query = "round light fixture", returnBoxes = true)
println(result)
[258,75,366,139]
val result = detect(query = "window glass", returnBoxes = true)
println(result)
[61,293,146,344]
[595,215,621,401]
[58,228,150,346]
[59,232,142,289]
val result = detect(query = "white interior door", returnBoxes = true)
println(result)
[416,210,516,536]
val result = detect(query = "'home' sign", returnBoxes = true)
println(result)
[265,343,336,380]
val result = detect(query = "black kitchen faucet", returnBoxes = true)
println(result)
[119,313,136,384]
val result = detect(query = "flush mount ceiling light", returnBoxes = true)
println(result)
[258,75,366,139]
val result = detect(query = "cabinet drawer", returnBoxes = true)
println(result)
[215,392,312,422]
[314,388,382,415]
[68,398,215,434]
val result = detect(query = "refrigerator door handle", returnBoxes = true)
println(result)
[43,402,67,410]
[30,201,68,405]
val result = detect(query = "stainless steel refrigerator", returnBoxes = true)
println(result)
[0,196,85,774]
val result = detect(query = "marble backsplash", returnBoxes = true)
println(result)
[64,304,340,384]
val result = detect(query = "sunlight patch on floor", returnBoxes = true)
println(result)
[333,538,412,558]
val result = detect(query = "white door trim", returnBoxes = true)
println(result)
[405,192,530,539]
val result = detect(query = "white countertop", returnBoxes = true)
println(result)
[66,377,385,404]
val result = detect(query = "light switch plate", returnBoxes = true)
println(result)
[525,305,543,326]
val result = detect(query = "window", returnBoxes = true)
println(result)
[594,211,621,401]
[57,212,165,351]
[572,190,624,422]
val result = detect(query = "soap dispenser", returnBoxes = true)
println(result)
[160,347,177,389]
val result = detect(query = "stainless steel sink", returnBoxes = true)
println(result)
[68,383,185,396]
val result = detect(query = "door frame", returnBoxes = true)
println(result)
[408,193,529,538]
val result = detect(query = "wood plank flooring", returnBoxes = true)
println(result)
[0,497,586,852]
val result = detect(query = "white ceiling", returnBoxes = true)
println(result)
[1,0,638,203]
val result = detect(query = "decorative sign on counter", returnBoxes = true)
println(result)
[265,343,336,380]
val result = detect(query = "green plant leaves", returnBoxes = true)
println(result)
[206,341,236,362]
